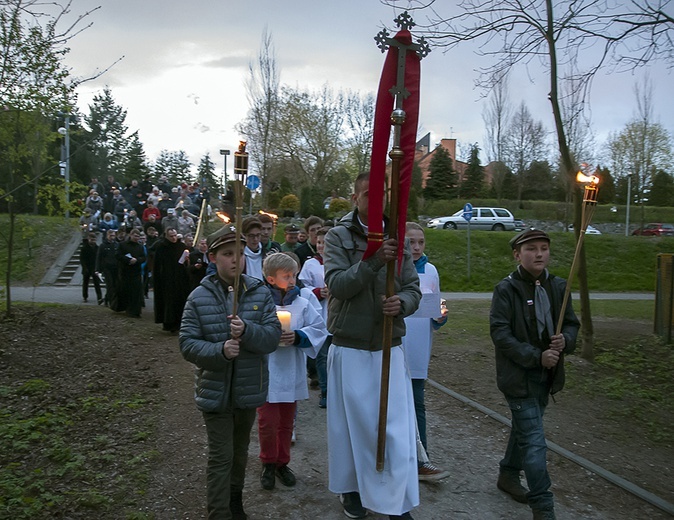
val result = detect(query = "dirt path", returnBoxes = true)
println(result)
[2,304,671,519]
[143,328,671,519]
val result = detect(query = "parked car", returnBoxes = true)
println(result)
[426,207,516,231]
[632,223,674,236]
[514,219,526,232]
[567,224,602,235]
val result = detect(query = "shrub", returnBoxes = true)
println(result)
[279,194,300,212]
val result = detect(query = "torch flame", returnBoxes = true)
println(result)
[258,210,278,221]
[216,211,230,223]
[576,172,600,185]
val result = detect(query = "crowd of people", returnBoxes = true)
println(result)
[77,173,577,520]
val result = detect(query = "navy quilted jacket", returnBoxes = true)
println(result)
[179,273,281,412]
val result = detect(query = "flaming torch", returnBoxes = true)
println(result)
[215,211,231,223]
[231,141,249,316]
[555,167,600,335]
[258,210,279,238]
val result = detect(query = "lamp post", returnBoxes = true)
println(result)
[58,114,71,219]
[625,173,632,237]
[219,149,230,198]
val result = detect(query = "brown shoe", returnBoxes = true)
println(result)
[497,472,528,503]
[418,461,450,481]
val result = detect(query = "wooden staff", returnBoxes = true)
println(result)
[194,198,208,242]
[376,145,403,471]
[555,174,599,335]
[231,142,249,317]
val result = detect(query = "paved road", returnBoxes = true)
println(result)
[3,285,654,306]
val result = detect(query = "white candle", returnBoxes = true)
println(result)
[277,310,291,332]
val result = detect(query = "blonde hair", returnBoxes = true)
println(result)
[405,221,424,234]
[263,252,299,277]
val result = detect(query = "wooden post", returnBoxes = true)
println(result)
[376,146,403,471]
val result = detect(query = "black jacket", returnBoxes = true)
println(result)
[490,268,579,398]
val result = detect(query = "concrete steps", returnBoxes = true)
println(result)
[53,251,80,286]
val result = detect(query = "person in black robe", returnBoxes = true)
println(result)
[115,229,147,318]
[188,237,210,291]
[152,227,191,332]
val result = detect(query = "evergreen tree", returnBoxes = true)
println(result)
[124,131,150,181]
[153,150,192,185]
[649,170,674,207]
[424,145,457,200]
[595,165,616,204]
[460,143,485,198]
[521,160,555,200]
[85,87,131,182]
[197,153,221,194]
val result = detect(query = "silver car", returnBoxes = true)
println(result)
[427,207,516,231]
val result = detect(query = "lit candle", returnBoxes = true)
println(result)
[277,310,291,332]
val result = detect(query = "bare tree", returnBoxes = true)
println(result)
[482,74,512,164]
[606,77,673,225]
[273,85,347,191]
[237,28,280,207]
[391,0,634,359]
[503,101,548,202]
[344,90,375,178]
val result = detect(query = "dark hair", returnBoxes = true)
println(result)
[354,172,370,194]
[303,215,324,231]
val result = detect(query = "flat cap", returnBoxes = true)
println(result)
[242,216,262,234]
[285,223,300,234]
[509,228,550,249]
[207,224,246,252]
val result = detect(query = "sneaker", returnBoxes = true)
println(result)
[97,298,104,305]
[275,464,296,487]
[532,508,556,520]
[497,471,528,504]
[389,514,414,520]
[340,492,367,519]
[418,461,450,481]
[260,463,275,490]
[291,426,296,445]
[230,490,247,520]
[82,298,88,303]
[319,393,327,408]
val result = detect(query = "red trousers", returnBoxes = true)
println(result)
[257,401,297,465]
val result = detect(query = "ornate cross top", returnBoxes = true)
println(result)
[374,11,431,105]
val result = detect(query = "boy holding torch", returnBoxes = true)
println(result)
[179,224,281,520]
[490,229,580,520]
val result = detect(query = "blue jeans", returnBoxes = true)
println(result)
[315,336,332,395]
[411,378,427,453]
[500,390,553,511]
[202,407,257,519]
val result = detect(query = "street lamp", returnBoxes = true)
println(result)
[219,149,230,197]
[57,114,71,219]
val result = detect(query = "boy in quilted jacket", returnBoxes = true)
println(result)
[180,224,281,520]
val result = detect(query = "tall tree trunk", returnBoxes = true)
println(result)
[5,202,15,318]
[545,0,593,358]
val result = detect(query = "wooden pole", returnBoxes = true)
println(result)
[555,184,597,335]
[376,146,403,471]
[231,179,244,318]
[194,198,208,242]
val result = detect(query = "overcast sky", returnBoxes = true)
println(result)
[61,0,673,175]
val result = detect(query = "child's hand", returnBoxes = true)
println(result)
[280,331,295,346]
[228,315,245,338]
[433,314,448,326]
[541,348,560,368]
[223,339,240,359]
[549,334,565,352]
